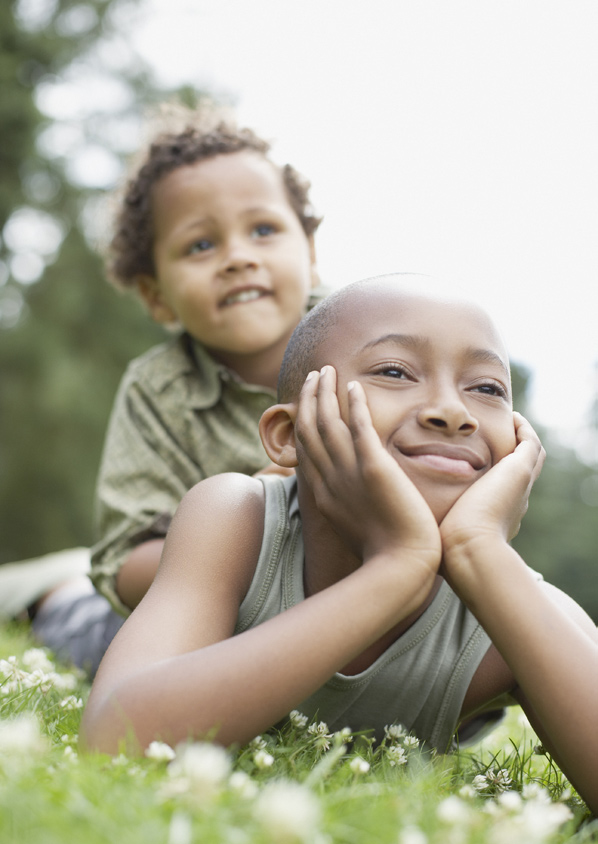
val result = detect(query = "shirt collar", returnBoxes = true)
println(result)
[188,335,277,409]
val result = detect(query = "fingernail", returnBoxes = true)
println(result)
[320,365,329,375]
[347,381,356,392]
[305,371,316,381]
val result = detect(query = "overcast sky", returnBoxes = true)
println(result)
[121,0,598,459]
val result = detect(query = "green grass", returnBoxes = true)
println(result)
[0,621,595,844]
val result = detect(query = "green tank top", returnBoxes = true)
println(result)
[235,474,492,752]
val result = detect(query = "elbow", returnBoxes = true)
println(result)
[79,693,140,757]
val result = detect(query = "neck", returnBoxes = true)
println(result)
[210,348,282,391]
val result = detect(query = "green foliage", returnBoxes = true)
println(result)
[0,0,181,560]
[510,364,598,623]
[0,623,595,844]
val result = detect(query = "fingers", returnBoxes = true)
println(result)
[512,412,546,482]
[346,379,389,468]
[294,366,353,479]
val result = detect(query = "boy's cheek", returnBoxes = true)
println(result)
[494,414,518,462]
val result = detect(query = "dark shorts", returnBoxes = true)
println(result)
[32,583,125,678]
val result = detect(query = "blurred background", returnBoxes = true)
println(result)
[1,0,597,620]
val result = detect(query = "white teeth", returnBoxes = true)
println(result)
[224,289,263,305]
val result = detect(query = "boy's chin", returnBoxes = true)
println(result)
[421,484,473,525]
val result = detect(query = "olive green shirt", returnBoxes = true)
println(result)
[90,332,276,615]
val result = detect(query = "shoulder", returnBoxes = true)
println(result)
[162,473,266,603]
[176,472,265,523]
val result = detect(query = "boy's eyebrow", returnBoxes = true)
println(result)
[180,206,281,233]
[464,346,510,376]
[361,334,509,376]
[362,333,431,355]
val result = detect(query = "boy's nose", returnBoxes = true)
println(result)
[222,238,259,272]
[417,393,478,435]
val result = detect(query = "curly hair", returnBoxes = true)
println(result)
[107,120,322,289]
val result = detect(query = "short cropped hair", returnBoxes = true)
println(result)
[277,283,364,402]
[108,121,322,289]
[277,274,438,402]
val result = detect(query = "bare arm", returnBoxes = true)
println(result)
[115,540,164,610]
[81,482,437,754]
[442,414,598,813]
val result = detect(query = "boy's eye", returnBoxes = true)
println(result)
[252,223,276,238]
[471,382,508,398]
[376,364,410,380]
[189,239,213,254]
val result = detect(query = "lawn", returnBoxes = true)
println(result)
[0,621,595,844]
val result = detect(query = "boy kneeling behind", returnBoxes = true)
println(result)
[82,275,598,813]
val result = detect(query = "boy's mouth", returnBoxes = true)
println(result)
[399,443,486,479]
[220,287,270,307]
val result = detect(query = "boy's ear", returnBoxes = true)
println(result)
[259,404,298,468]
[136,274,178,325]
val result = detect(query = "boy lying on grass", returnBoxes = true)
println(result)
[81,275,598,813]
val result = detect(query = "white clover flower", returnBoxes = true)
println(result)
[336,726,352,741]
[0,658,30,692]
[399,825,428,844]
[519,799,572,840]
[145,741,176,762]
[384,723,407,742]
[60,695,83,710]
[488,799,573,844]
[250,735,267,750]
[458,785,476,799]
[52,672,79,692]
[254,749,275,769]
[63,745,78,762]
[488,768,512,793]
[23,668,57,693]
[306,721,332,751]
[254,780,321,842]
[497,791,523,811]
[289,710,308,729]
[307,720,330,737]
[436,795,471,824]
[112,753,130,767]
[168,810,193,844]
[22,648,55,673]
[168,742,231,802]
[229,770,259,800]
[386,745,408,766]
[403,735,420,749]
[158,778,192,801]
[0,713,48,756]
[521,783,549,802]
[127,765,146,778]
[349,756,370,774]
[473,768,512,793]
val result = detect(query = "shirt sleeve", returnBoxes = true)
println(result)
[90,368,205,615]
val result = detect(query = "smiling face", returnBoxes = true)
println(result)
[309,283,517,521]
[138,150,316,372]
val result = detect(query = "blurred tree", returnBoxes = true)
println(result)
[511,365,598,623]
[0,0,201,561]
